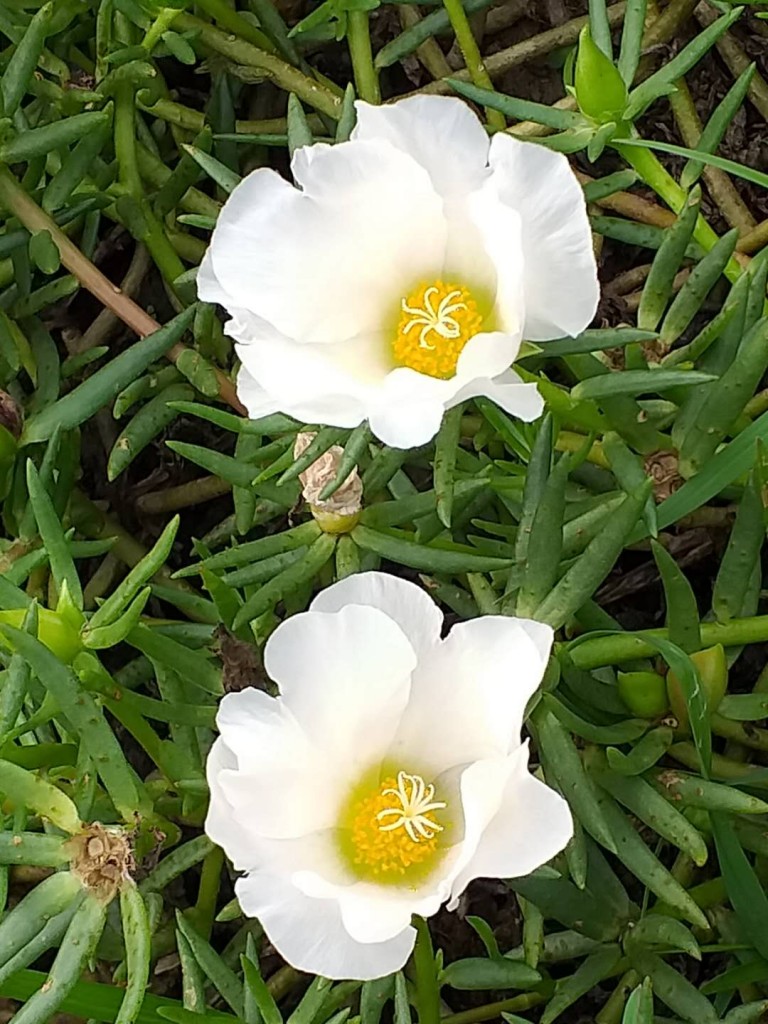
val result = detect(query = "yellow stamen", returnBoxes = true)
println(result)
[338,770,448,884]
[393,280,483,380]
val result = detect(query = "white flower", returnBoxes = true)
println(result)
[198,96,599,450]
[205,572,572,980]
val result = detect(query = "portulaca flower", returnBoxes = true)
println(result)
[198,96,599,449]
[205,572,572,980]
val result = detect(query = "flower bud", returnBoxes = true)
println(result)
[574,26,628,123]
[294,432,363,534]
[618,670,669,719]
[0,607,83,664]
[666,644,728,734]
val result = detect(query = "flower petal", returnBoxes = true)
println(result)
[310,571,444,659]
[368,388,446,448]
[365,326,527,450]
[450,743,573,897]
[196,247,230,308]
[455,331,521,381]
[214,689,342,840]
[352,96,490,200]
[392,616,553,773]
[205,737,261,870]
[236,871,415,979]
[264,604,416,774]
[293,872,447,944]
[467,187,525,336]
[235,334,372,429]
[204,143,446,344]
[487,133,599,340]
[235,363,281,420]
[452,368,544,423]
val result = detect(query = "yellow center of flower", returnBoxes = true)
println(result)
[338,770,448,884]
[393,280,484,380]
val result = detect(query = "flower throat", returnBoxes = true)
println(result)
[392,280,484,380]
[338,769,449,884]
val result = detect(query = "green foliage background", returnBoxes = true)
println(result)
[0,0,767,1022]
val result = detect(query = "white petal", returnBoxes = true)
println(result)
[293,872,447,944]
[234,334,372,429]
[444,756,514,900]
[235,364,281,420]
[236,871,415,980]
[205,737,260,870]
[352,97,490,200]
[487,134,599,340]
[196,247,230,308]
[455,331,521,381]
[310,571,443,659]
[368,388,447,448]
[338,883,445,944]
[365,328,526,448]
[452,368,544,423]
[264,604,416,773]
[215,689,342,839]
[467,186,525,336]
[206,143,446,344]
[392,616,553,774]
[450,743,573,897]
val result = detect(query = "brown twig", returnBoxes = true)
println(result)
[77,243,153,354]
[418,3,627,95]
[739,219,768,256]
[136,475,232,516]
[0,165,245,415]
[668,78,756,234]
[575,171,676,228]
[397,5,453,80]
[695,2,768,122]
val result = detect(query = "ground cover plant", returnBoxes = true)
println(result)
[0,0,767,1021]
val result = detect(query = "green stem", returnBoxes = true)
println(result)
[347,10,381,104]
[440,0,505,130]
[568,615,768,670]
[114,82,143,196]
[142,6,181,53]
[114,83,187,283]
[192,846,224,939]
[616,142,743,284]
[594,969,640,1024]
[441,992,546,1024]
[195,0,276,53]
[174,12,342,119]
[412,916,440,1024]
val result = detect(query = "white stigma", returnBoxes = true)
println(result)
[376,771,447,843]
[400,287,467,351]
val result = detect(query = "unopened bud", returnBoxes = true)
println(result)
[666,644,728,735]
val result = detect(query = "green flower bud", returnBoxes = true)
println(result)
[574,26,628,123]
[667,644,728,735]
[618,670,670,719]
[0,607,83,664]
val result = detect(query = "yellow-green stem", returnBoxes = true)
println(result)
[142,6,181,53]
[412,916,440,1024]
[441,0,505,130]
[347,10,381,104]
[616,142,744,284]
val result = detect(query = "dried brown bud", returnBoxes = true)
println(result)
[66,823,134,903]
[294,432,363,533]
[0,390,23,440]
[644,450,682,503]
